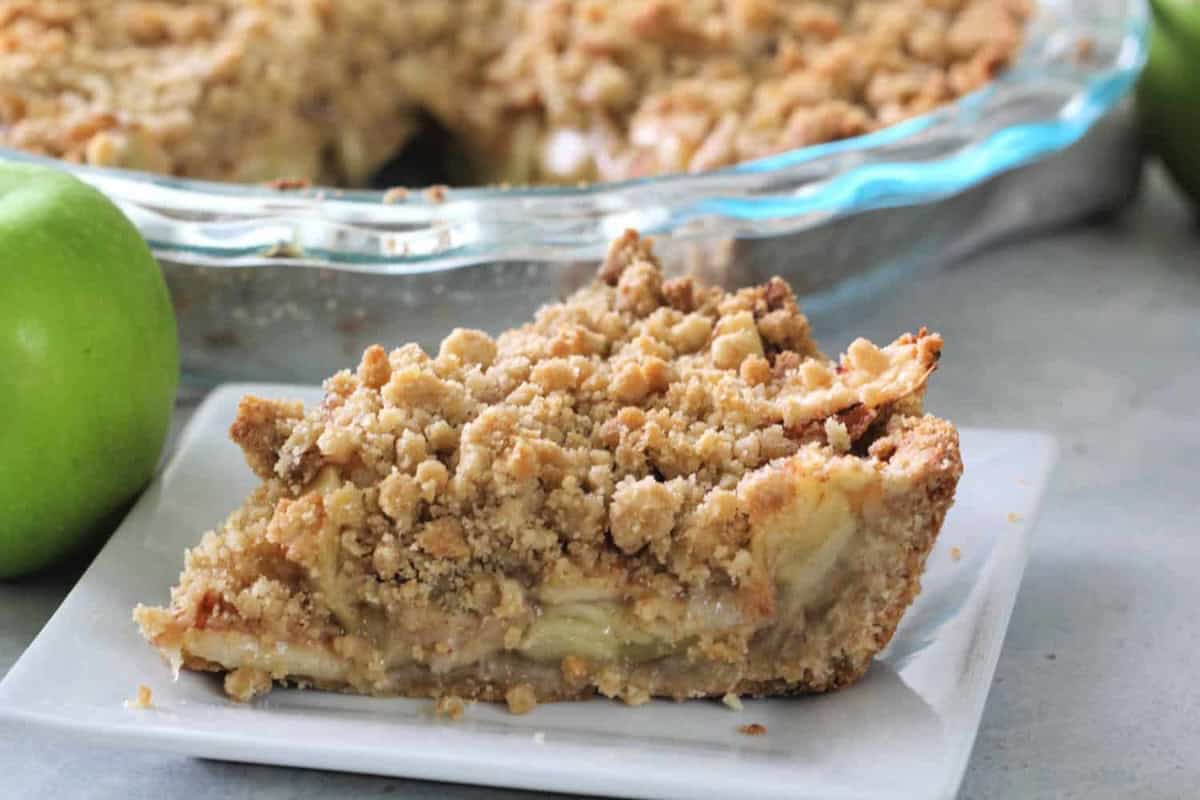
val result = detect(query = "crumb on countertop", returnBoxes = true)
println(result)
[1073,37,1095,63]
[125,684,153,710]
[950,546,962,562]
[266,177,311,191]
[737,723,767,736]
[1007,512,1023,523]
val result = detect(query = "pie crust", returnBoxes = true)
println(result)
[135,230,962,709]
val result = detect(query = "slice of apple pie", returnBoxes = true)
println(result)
[135,231,961,711]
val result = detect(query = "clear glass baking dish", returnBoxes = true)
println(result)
[1,0,1147,386]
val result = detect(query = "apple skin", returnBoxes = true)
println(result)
[1138,0,1200,209]
[0,162,178,578]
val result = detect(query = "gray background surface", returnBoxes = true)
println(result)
[3,167,1197,799]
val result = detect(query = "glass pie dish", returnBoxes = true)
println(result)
[1,0,1147,386]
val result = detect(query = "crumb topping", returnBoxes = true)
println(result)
[205,232,943,638]
[1,0,1029,184]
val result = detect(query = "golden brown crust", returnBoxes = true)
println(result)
[2,0,1029,184]
[136,232,962,707]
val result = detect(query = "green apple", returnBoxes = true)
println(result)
[0,161,178,578]
[1138,0,1200,208]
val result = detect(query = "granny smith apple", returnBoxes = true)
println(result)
[0,161,178,578]
[1138,0,1200,208]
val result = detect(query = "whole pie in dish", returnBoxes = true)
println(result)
[136,231,962,711]
[0,0,1030,185]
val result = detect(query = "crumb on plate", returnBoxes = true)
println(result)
[224,666,272,702]
[737,723,767,736]
[125,684,153,710]
[434,695,467,720]
[505,684,538,715]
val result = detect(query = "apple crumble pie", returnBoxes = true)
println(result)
[1,0,1029,185]
[136,231,962,708]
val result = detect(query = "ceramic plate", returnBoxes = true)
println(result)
[0,384,1056,799]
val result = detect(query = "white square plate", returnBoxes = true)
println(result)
[0,385,1056,800]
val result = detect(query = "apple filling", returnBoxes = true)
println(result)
[166,464,869,694]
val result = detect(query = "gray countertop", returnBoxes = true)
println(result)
[3,166,1197,799]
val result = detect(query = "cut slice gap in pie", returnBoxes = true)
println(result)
[135,230,962,713]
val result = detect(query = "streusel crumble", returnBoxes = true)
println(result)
[1,0,1029,185]
[136,230,961,706]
